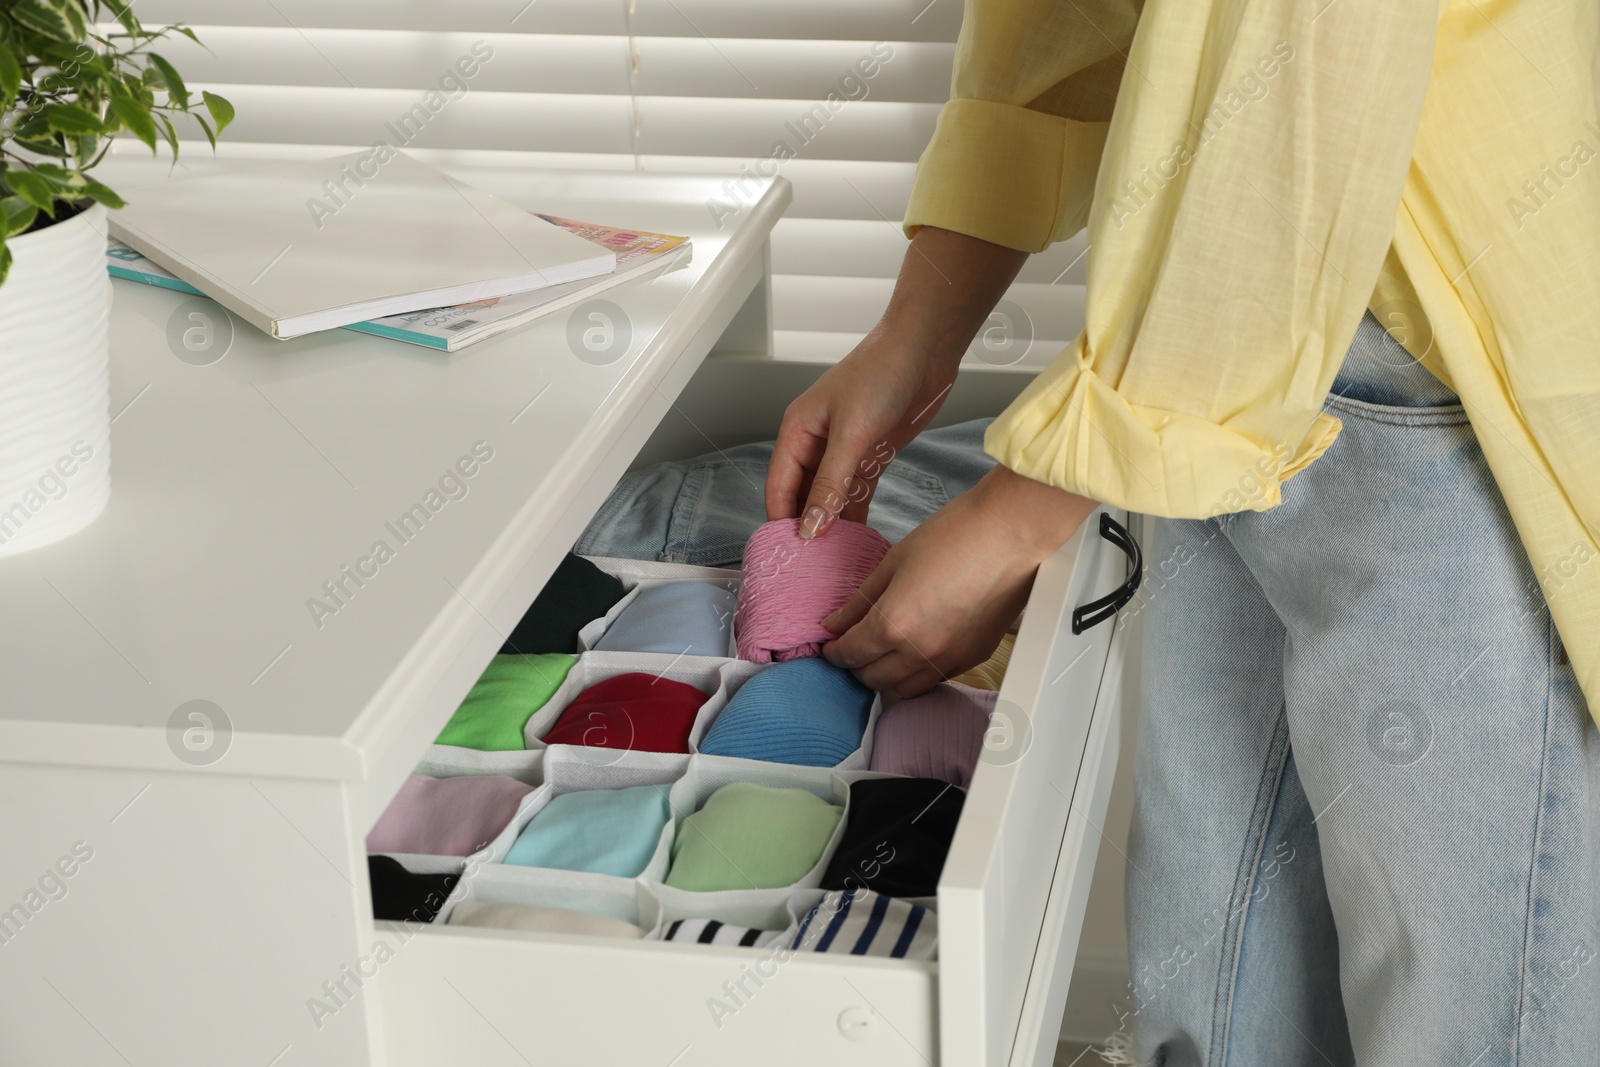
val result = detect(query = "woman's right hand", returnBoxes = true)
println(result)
[764,325,957,538]
[764,226,1031,539]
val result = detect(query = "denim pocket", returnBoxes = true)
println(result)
[1323,392,1469,428]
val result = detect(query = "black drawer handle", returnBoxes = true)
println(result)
[1070,513,1142,634]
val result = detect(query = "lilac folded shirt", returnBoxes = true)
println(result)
[366,774,533,857]
[868,683,999,787]
[735,518,890,664]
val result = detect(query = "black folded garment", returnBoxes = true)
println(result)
[500,552,627,655]
[822,777,965,899]
[368,855,459,923]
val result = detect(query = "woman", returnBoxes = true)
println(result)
[765,1,1600,1063]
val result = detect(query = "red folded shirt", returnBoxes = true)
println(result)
[540,673,710,754]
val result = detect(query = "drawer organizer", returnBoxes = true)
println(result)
[373,556,943,943]
[370,516,1139,1067]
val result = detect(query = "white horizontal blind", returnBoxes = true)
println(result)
[127,0,1086,367]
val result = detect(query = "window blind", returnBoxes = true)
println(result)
[127,0,1086,368]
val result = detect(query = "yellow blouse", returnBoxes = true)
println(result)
[904,0,1600,722]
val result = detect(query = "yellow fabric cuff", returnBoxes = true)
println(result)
[983,335,1344,517]
[903,98,1110,253]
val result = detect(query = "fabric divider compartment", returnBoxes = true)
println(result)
[575,556,743,658]
[371,852,470,878]
[445,748,692,927]
[522,651,731,751]
[410,745,545,787]
[641,759,860,933]
[689,666,885,771]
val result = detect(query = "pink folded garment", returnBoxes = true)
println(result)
[868,682,1000,787]
[735,518,891,664]
[365,774,534,857]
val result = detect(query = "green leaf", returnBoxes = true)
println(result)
[1,197,41,238]
[202,90,233,134]
[0,44,22,104]
[155,110,179,156]
[41,102,104,135]
[12,0,78,43]
[192,114,216,150]
[11,134,70,159]
[6,170,58,215]
[71,133,101,167]
[170,26,201,45]
[81,179,125,210]
[108,89,157,150]
[103,0,141,34]
[0,241,12,290]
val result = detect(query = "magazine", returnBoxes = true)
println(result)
[105,214,691,352]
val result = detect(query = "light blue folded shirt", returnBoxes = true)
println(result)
[593,581,738,658]
[502,784,671,878]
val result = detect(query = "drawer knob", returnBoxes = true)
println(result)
[1070,513,1142,635]
[837,1005,879,1040]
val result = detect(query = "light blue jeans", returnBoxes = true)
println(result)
[575,419,996,566]
[1124,312,1600,1066]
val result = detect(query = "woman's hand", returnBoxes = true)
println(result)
[820,465,1098,698]
[765,227,1029,539]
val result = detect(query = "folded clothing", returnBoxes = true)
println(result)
[368,856,459,923]
[735,518,890,664]
[784,888,937,960]
[503,784,671,878]
[660,917,777,947]
[448,900,645,939]
[666,782,843,892]
[822,777,965,898]
[951,633,1014,691]
[698,658,872,766]
[574,418,997,567]
[540,673,709,754]
[366,774,534,857]
[593,582,739,658]
[869,682,999,787]
[434,653,576,751]
[502,553,627,655]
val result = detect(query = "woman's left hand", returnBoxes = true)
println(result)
[820,465,1098,698]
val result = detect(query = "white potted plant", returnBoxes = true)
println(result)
[0,0,230,556]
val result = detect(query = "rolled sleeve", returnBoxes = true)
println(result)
[903,0,1139,252]
[984,334,1344,516]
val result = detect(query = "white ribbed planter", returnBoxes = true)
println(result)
[0,201,112,557]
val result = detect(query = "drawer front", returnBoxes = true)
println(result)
[374,926,937,1067]
[939,508,1129,1067]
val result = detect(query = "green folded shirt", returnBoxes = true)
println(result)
[665,782,843,892]
[434,653,576,751]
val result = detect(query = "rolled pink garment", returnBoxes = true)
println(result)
[736,518,891,664]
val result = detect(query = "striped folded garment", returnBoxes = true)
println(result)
[784,888,936,960]
[660,917,780,947]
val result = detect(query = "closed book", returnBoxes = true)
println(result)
[107,150,616,339]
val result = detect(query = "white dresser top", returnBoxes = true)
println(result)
[0,156,788,779]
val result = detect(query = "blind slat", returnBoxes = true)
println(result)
[636,98,939,162]
[133,1,626,35]
[633,39,952,101]
[151,29,632,95]
[183,86,635,154]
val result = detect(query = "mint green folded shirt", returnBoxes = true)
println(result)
[503,785,671,878]
[665,782,843,892]
[434,653,576,751]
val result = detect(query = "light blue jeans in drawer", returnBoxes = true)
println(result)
[575,419,997,567]
[1122,312,1600,1066]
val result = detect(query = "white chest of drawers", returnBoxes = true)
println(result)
[0,160,1136,1067]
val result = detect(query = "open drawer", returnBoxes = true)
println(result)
[367,507,1136,1067]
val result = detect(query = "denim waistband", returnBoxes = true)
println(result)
[1329,310,1460,408]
